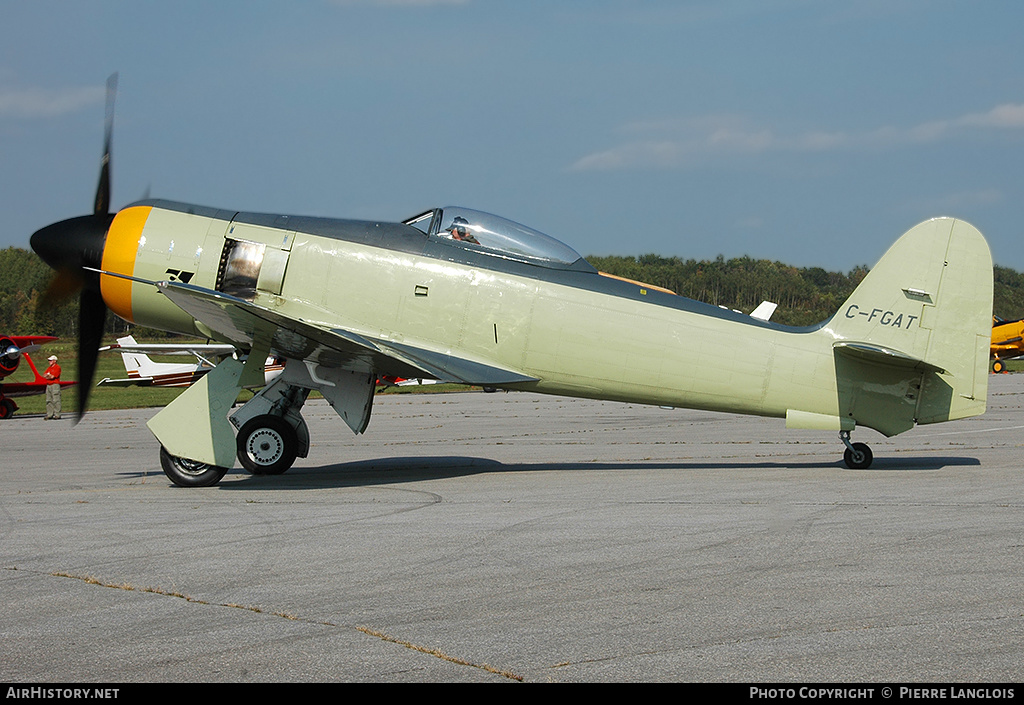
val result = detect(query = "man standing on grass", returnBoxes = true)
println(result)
[44,354,61,420]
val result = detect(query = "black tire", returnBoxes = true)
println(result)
[843,442,873,470]
[0,398,15,419]
[992,359,1005,374]
[236,415,298,475]
[159,447,229,487]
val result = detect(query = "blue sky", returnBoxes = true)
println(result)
[2,0,1023,272]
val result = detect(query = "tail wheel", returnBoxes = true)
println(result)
[236,415,298,475]
[843,442,873,469]
[159,447,229,487]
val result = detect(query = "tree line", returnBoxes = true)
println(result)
[2,245,1022,337]
[590,253,1024,326]
[0,247,155,339]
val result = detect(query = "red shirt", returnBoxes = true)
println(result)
[44,363,61,382]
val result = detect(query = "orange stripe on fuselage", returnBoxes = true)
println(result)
[100,205,152,323]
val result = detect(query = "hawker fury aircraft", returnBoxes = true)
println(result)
[30,75,994,486]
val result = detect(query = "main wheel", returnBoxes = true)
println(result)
[0,398,15,419]
[236,415,298,475]
[992,359,1005,373]
[159,447,229,487]
[843,442,873,469]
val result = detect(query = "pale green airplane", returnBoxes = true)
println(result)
[31,76,993,487]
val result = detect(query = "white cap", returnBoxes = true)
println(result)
[48,355,57,361]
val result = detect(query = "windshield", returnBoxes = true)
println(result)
[405,207,584,266]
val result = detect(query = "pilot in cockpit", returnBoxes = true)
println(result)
[446,216,481,245]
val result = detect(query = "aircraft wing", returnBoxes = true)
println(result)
[96,376,157,387]
[98,342,236,356]
[9,336,58,349]
[2,379,77,398]
[1,380,48,398]
[156,281,537,386]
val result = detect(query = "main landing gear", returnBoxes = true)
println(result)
[839,430,873,469]
[159,410,305,487]
[235,415,299,475]
[151,356,376,487]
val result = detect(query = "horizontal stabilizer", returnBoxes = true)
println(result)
[833,341,946,375]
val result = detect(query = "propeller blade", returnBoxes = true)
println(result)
[93,73,118,216]
[30,73,120,420]
[77,286,107,420]
[39,267,86,309]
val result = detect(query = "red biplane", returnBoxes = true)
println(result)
[0,336,77,418]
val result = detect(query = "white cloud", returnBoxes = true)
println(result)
[0,85,104,119]
[570,103,1024,171]
[957,104,1024,129]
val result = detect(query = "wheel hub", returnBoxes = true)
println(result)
[245,428,284,466]
[175,457,211,477]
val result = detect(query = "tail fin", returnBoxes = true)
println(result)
[115,335,150,379]
[828,218,992,435]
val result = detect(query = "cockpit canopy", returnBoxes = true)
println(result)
[404,207,584,267]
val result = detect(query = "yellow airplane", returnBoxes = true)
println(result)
[991,316,1024,373]
[30,76,994,486]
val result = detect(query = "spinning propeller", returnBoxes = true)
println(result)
[30,73,119,420]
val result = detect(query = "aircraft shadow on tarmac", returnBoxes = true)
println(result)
[122,454,982,490]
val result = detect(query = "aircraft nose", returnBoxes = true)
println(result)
[31,213,113,273]
[0,339,20,376]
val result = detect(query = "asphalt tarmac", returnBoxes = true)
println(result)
[2,375,1022,683]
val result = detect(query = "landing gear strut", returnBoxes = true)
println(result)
[839,430,873,469]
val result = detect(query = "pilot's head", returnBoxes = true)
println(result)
[450,216,471,240]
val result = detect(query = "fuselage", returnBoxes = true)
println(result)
[99,200,841,422]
